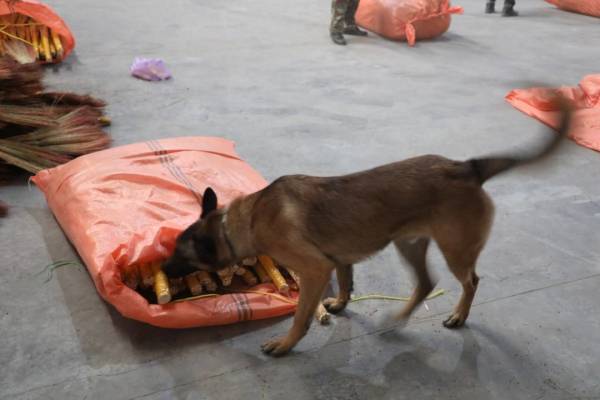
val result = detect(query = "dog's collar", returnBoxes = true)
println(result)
[221,211,238,261]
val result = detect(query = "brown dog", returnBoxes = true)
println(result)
[163,103,571,356]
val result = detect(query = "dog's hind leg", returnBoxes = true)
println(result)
[439,245,482,328]
[435,193,493,328]
[392,237,434,323]
[323,264,353,314]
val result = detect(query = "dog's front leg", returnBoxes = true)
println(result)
[323,264,353,313]
[261,271,329,357]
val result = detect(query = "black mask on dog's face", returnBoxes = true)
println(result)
[163,187,224,278]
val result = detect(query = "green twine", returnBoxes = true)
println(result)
[36,260,83,283]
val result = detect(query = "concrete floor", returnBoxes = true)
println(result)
[1,0,600,399]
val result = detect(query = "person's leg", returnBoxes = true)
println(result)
[330,0,349,45]
[485,0,496,13]
[502,0,518,16]
[343,0,367,36]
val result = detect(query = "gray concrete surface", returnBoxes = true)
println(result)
[1,0,600,399]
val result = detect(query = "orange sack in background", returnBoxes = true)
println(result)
[32,137,298,328]
[355,0,463,46]
[545,0,600,18]
[506,74,600,153]
[0,0,75,62]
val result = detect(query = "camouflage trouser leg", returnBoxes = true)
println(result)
[345,0,360,28]
[330,0,350,33]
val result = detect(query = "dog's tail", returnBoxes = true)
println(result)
[468,95,572,185]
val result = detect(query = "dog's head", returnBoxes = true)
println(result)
[163,187,234,278]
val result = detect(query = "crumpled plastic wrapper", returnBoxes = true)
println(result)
[130,58,172,81]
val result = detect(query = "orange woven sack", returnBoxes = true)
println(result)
[355,0,463,46]
[0,0,75,63]
[545,0,600,18]
[506,75,600,153]
[32,137,298,328]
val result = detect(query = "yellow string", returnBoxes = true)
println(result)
[236,289,298,305]
[172,293,219,303]
[350,288,446,303]
[0,22,43,26]
[172,289,297,305]
[172,288,445,306]
[0,26,32,46]
[0,21,44,46]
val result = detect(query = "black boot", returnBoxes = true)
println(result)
[330,31,347,45]
[485,1,495,13]
[502,0,518,16]
[343,25,368,36]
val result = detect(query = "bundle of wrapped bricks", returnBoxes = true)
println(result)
[123,255,291,305]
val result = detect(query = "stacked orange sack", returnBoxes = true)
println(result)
[506,75,600,153]
[32,137,299,328]
[0,0,75,63]
[355,0,463,46]
[545,0,600,18]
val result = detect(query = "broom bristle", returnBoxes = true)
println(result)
[0,104,59,128]
[4,40,37,65]
[0,55,111,176]
[38,92,107,108]
[0,57,44,101]
[8,107,111,155]
[0,57,43,85]
[0,139,72,173]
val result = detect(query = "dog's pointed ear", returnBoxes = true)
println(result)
[201,187,218,219]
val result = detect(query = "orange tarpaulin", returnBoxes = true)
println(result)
[32,137,298,328]
[545,0,600,18]
[0,0,75,62]
[356,0,463,46]
[506,75,600,153]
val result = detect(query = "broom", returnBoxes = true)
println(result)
[0,139,70,173]
[0,104,59,129]
[0,108,111,171]
[9,107,111,154]
[0,54,111,177]
[0,56,42,96]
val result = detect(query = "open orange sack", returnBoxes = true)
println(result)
[545,0,600,18]
[0,0,75,63]
[32,137,298,328]
[355,0,463,46]
[506,74,600,153]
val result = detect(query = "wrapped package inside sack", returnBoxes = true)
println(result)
[0,0,75,63]
[356,0,463,46]
[506,74,600,153]
[32,137,299,328]
[545,0,600,18]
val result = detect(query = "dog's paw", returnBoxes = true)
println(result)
[442,313,466,329]
[322,297,348,314]
[316,312,331,325]
[315,306,331,325]
[261,337,293,357]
